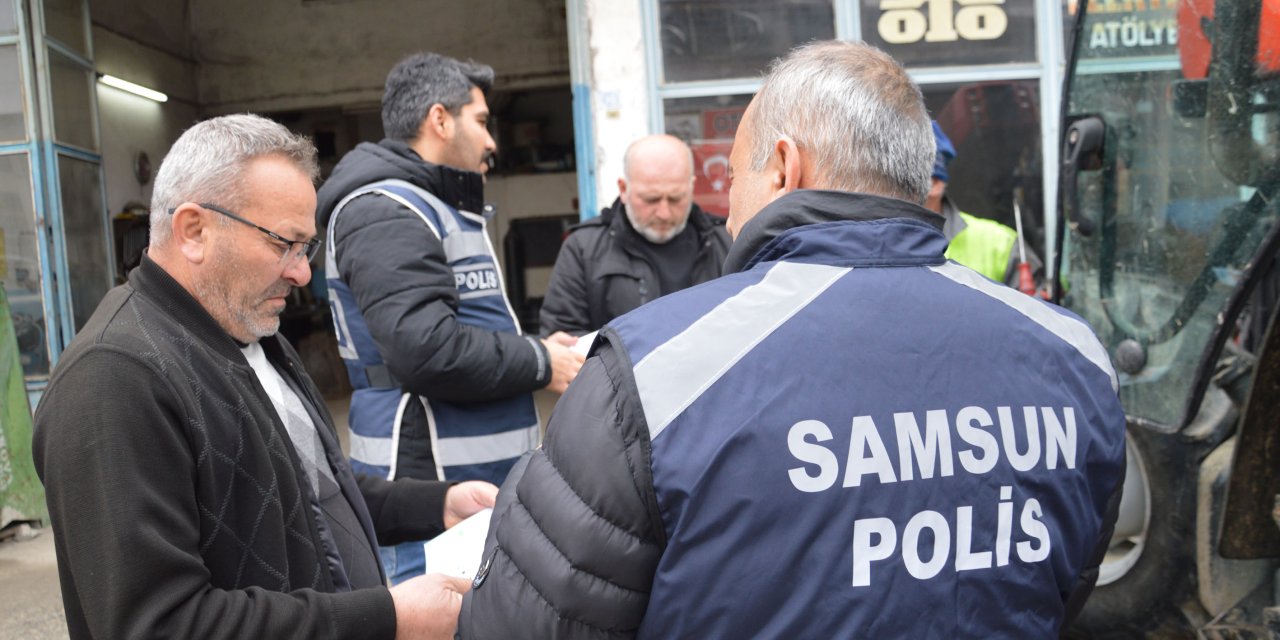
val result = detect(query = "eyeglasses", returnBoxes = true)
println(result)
[170,202,321,265]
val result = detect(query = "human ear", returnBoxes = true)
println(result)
[170,203,210,264]
[769,135,804,200]
[424,103,452,140]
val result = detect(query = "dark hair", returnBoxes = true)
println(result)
[381,52,495,142]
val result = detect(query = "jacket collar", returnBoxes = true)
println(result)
[379,139,486,214]
[939,195,967,240]
[130,254,267,364]
[724,189,946,273]
[317,139,486,229]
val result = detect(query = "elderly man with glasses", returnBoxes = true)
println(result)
[33,114,493,640]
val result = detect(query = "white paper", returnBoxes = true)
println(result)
[572,330,599,357]
[421,508,492,579]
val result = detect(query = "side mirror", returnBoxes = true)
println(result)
[1061,116,1106,237]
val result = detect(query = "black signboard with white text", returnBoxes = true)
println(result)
[1071,0,1178,59]
[861,0,1038,67]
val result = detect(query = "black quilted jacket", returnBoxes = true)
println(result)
[538,198,730,337]
[34,256,448,639]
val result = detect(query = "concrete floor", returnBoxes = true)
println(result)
[0,527,65,639]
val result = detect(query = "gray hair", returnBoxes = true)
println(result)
[149,114,318,244]
[750,40,934,204]
[382,52,495,142]
[622,134,694,182]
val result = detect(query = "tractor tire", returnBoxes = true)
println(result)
[1062,422,1200,638]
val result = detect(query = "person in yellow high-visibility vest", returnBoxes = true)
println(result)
[927,121,1042,287]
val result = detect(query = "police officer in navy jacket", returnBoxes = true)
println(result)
[459,40,1126,639]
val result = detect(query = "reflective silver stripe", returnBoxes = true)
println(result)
[634,262,851,442]
[928,262,1118,392]
[433,423,541,466]
[386,392,411,480]
[349,431,394,468]
[329,293,358,361]
[443,231,491,261]
[459,289,503,300]
[372,190,443,239]
[457,208,486,224]
[423,397,446,481]
[367,178,459,233]
[327,184,420,362]
[478,216,526,334]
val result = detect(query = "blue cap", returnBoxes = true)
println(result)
[931,121,956,183]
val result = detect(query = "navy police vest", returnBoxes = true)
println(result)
[608,218,1125,638]
[325,179,539,484]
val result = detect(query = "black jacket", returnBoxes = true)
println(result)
[33,256,449,639]
[538,198,730,336]
[317,140,550,479]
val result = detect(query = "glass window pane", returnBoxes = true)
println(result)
[0,46,26,142]
[659,0,835,83]
[663,94,754,216]
[1058,0,1269,426]
[43,0,87,56]
[923,80,1044,250]
[0,153,48,378]
[57,154,108,331]
[861,0,1036,67]
[1071,0,1178,62]
[49,48,96,151]
[0,0,17,35]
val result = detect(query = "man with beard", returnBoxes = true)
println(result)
[317,52,583,584]
[539,134,731,336]
[34,114,493,640]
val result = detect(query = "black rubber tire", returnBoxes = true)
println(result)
[1062,422,1200,639]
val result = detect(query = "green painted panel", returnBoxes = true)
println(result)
[0,285,44,525]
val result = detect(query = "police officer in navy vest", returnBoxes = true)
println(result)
[317,52,584,585]
[459,40,1126,639]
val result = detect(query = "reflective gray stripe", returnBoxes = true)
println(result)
[329,293,357,361]
[386,393,411,480]
[928,262,1118,392]
[444,231,492,261]
[479,218,526,333]
[349,431,394,467]
[459,289,503,300]
[634,262,851,441]
[445,231,494,261]
[367,178,460,233]
[433,423,541,466]
[373,190,444,237]
[326,183,439,363]
[457,208,486,224]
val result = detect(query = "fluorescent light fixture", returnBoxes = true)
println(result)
[98,74,168,103]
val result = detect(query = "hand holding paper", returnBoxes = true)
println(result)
[422,508,494,579]
[572,330,598,358]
